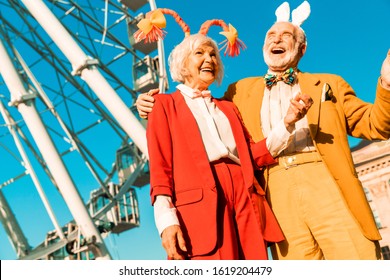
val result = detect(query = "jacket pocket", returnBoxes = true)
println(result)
[174,188,203,207]
[174,187,217,257]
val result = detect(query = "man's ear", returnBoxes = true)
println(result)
[300,43,307,56]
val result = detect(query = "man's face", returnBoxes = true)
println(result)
[263,22,304,72]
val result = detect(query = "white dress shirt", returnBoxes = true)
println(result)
[262,76,315,157]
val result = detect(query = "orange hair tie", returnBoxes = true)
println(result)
[134,8,190,43]
[199,20,246,57]
[134,9,246,57]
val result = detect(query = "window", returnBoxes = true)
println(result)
[364,187,372,202]
[381,246,390,260]
[372,209,383,229]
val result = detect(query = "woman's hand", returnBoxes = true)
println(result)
[161,225,188,260]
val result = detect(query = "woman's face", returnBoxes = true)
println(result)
[183,42,219,90]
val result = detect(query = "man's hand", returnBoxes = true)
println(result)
[161,225,188,260]
[380,49,390,90]
[284,93,313,132]
[135,88,159,119]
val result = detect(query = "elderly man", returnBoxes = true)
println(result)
[136,2,390,259]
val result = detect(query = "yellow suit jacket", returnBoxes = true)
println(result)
[224,71,390,241]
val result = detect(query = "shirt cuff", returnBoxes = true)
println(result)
[266,119,295,157]
[153,195,180,236]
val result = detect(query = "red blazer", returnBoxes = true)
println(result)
[146,90,282,256]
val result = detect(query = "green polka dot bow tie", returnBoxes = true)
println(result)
[264,67,296,89]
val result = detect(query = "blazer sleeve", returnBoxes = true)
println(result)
[231,102,277,168]
[339,76,390,139]
[146,96,174,205]
[223,82,236,101]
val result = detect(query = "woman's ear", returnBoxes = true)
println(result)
[181,68,188,74]
[181,68,189,77]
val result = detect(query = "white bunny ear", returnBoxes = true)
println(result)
[275,2,290,22]
[291,1,311,26]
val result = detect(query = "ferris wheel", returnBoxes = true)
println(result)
[0,0,167,260]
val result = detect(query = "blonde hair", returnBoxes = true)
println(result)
[168,33,224,85]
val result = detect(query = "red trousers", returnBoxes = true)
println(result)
[190,158,269,260]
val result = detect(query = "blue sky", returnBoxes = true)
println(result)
[0,0,389,260]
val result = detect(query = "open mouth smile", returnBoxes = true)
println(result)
[200,67,214,73]
[271,47,285,54]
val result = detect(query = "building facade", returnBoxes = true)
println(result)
[351,139,390,260]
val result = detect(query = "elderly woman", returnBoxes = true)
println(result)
[147,33,286,260]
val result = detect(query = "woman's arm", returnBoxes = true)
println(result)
[146,96,187,259]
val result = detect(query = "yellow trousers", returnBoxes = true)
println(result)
[267,155,381,260]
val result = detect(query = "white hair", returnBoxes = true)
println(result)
[168,33,224,85]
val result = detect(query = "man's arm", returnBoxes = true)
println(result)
[266,93,314,157]
[135,88,159,119]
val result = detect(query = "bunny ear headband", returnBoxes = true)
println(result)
[133,8,246,57]
[275,1,311,27]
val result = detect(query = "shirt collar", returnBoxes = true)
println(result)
[177,84,211,99]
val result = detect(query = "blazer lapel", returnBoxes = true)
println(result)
[298,72,322,139]
[171,91,215,187]
[256,80,266,140]
[214,99,253,189]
